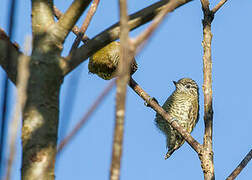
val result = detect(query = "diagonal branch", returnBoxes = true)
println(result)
[65,0,191,75]
[57,80,115,153]
[55,0,92,41]
[5,37,31,180]
[226,149,252,180]
[212,0,227,14]
[53,6,89,43]
[129,78,203,154]
[69,0,100,54]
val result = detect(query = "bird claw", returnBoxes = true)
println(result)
[144,97,159,107]
[170,117,178,123]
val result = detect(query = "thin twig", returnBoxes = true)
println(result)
[57,80,116,153]
[226,149,252,180]
[110,1,132,180]
[129,77,202,154]
[69,0,100,54]
[133,0,192,48]
[5,37,31,180]
[212,0,227,14]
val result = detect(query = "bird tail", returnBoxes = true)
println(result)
[164,149,176,159]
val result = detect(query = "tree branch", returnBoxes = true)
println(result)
[212,0,227,14]
[5,37,31,180]
[69,0,100,54]
[110,1,132,180]
[226,149,252,180]
[200,0,215,179]
[55,0,92,41]
[53,6,89,43]
[31,0,54,35]
[57,80,115,153]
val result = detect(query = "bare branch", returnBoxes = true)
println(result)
[69,0,100,54]
[65,0,191,75]
[200,0,210,11]
[56,0,92,40]
[5,37,31,180]
[129,78,202,154]
[31,0,54,35]
[133,0,192,48]
[200,0,215,179]
[53,6,89,43]
[57,80,115,153]
[226,149,252,180]
[212,0,227,14]
[110,1,133,180]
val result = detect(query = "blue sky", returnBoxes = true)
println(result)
[1,0,252,179]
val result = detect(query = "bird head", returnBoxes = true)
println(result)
[173,78,199,96]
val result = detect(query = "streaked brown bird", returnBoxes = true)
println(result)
[88,41,138,80]
[155,78,199,159]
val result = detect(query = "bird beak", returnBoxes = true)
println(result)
[173,81,177,85]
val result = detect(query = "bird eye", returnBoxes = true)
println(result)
[186,84,191,89]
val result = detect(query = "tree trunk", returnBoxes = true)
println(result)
[21,57,63,180]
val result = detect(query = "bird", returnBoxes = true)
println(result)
[155,78,199,159]
[88,41,138,80]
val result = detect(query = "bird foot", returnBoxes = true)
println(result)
[170,117,178,123]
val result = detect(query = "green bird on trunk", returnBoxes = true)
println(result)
[155,78,199,159]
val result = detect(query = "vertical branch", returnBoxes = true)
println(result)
[110,0,133,180]
[5,37,31,180]
[201,11,214,179]
[21,0,92,179]
[200,0,218,179]
[199,1,226,179]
